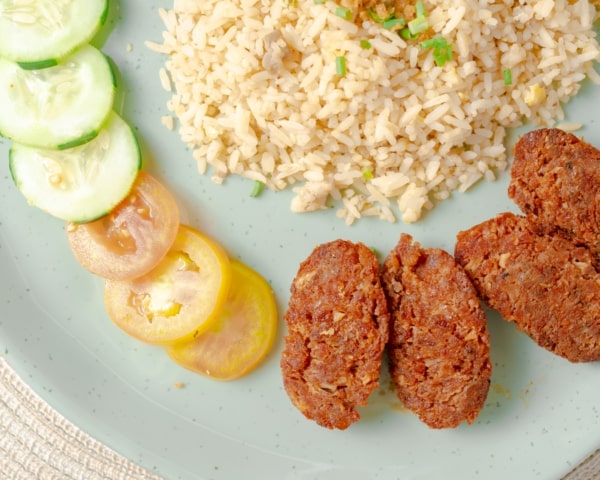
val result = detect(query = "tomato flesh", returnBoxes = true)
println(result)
[104,224,232,345]
[167,259,278,381]
[67,171,179,280]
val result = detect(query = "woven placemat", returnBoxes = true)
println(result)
[0,356,162,480]
[563,448,600,480]
[0,355,597,479]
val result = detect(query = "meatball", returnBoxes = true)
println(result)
[509,128,600,258]
[381,234,491,429]
[280,239,389,429]
[455,212,600,363]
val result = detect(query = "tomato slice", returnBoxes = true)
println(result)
[167,259,278,381]
[104,224,232,345]
[66,171,179,280]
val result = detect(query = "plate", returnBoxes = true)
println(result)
[1,1,599,479]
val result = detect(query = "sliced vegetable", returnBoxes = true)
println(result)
[367,7,390,23]
[420,36,453,66]
[67,172,180,280]
[9,111,140,222]
[503,68,513,85]
[0,44,115,149]
[408,15,428,35]
[383,17,405,30]
[104,225,232,345]
[0,0,108,63]
[167,259,278,381]
[335,6,353,20]
[18,59,59,70]
[336,55,347,77]
[249,180,265,198]
[400,27,419,40]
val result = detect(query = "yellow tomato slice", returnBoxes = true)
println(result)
[167,259,278,381]
[104,224,231,345]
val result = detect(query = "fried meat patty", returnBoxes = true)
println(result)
[381,234,491,429]
[509,128,600,257]
[455,212,600,363]
[280,239,389,429]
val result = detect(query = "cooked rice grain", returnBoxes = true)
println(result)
[147,0,599,224]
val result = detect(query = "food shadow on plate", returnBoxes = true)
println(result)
[90,0,121,50]
[355,306,536,430]
[471,306,538,426]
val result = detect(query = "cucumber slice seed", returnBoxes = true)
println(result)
[0,44,115,149]
[0,0,108,63]
[9,111,142,223]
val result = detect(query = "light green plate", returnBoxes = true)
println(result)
[0,0,599,479]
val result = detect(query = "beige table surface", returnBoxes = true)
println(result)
[0,355,598,480]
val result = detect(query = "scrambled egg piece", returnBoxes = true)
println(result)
[524,84,547,107]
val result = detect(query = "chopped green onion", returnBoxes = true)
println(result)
[503,68,513,85]
[360,39,372,49]
[419,36,446,49]
[408,15,428,35]
[367,8,389,23]
[335,55,347,77]
[433,46,452,66]
[400,27,419,40]
[415,0,426,17]
[383,17,406,30]
[250,180,265,198]
[361,167,374,180]
[419,38,434,48]
[420,36,453,66]
[313,0,326,3]
[335,6,353,20]
[435,45,452,66]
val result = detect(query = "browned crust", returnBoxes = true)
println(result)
[381,234,491,429]
[280,239,389,429]
[455,212,600,363]
[509,128,600,257]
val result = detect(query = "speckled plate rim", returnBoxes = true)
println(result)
[0,1,600,479]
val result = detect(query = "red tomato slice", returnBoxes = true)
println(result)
[167,259,278,381]
[104,224,232,345]
[66,171,179,280]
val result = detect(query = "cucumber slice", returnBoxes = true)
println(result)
[0,44,115,149]
[18,59,59,70]
[9,111,142,223]
[0,0,108,63]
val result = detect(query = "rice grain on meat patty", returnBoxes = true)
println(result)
[147,0,600,224]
